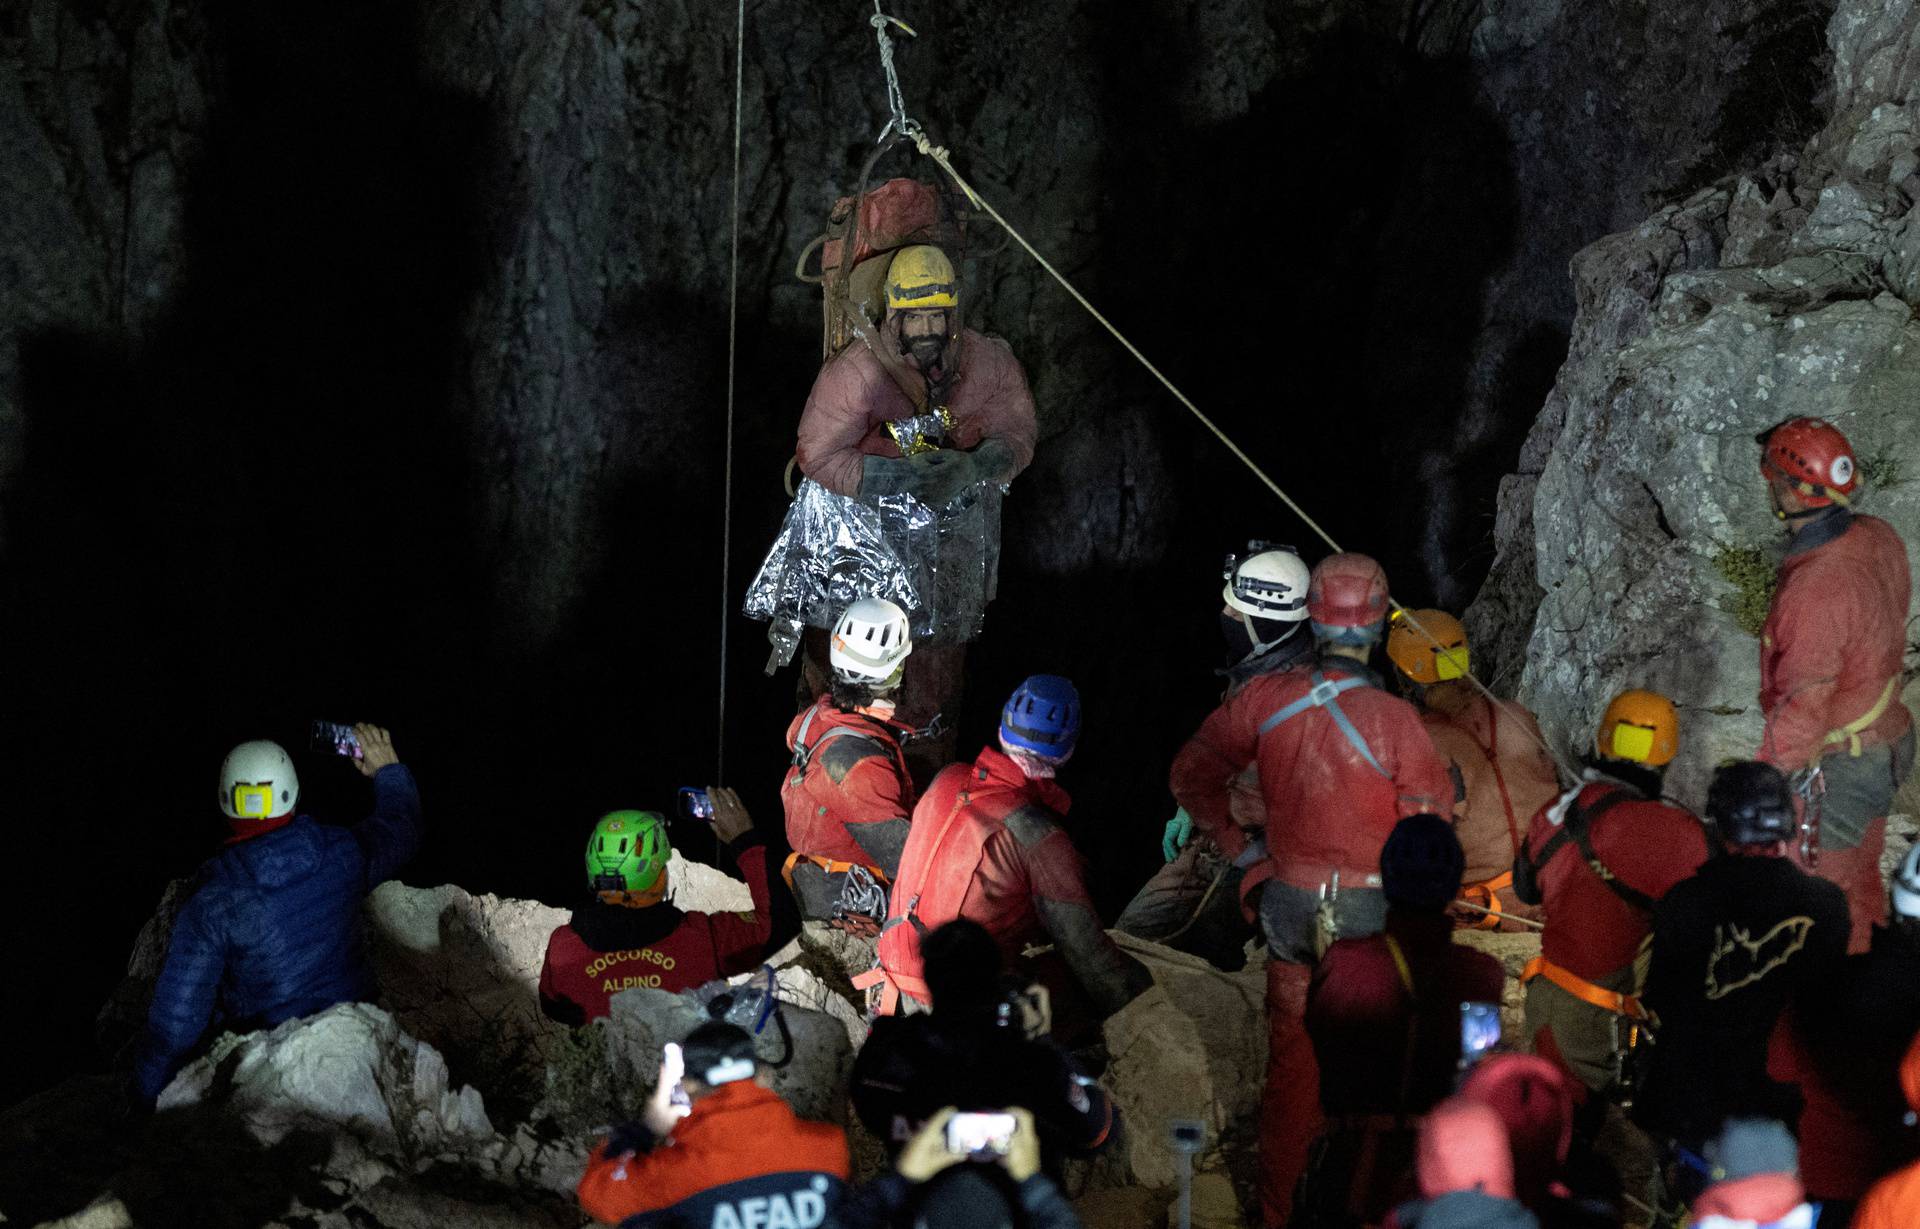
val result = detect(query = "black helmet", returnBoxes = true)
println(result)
[1380,814,1466,911]
[1706,761,1794,846]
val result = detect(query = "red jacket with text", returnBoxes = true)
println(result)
[538,838,775,1026]
[1515,778,1711,980]
[871,746,1148,1016]
[577,1080,850,1226]
[795,326,1037,497]
[1170,657,1454,896]
[1760,511,1912,769]
[781,698,916,871]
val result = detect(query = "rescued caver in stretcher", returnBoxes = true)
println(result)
[742,476,1003,671]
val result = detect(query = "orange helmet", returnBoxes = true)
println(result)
[1596,689,1679,767]
[1758,417,1858,507]
[1387,608,1470,685]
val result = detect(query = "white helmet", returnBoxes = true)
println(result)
[219,740,299,821]
[1223,545,1311,622]
[1894,843,1920,921]
[830,598,914,685]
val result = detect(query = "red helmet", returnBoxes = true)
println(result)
[1307,552,1391,629]
[1758,417,1858,507]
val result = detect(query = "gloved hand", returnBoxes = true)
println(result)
[1162,807,1194,862]
[904,448,985,510]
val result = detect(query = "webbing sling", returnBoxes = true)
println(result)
[1526,788,1654,914]
[1259,672,1389,779]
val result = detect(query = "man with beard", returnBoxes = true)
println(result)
[794,244,1037,739]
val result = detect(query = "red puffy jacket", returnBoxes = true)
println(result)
[795,324,1037,497]
[1515,779,1710,980]
[868,747,1147,1016]
[1169,657,1453,895]
[538,839,775,1025]
[781,699,915,870]
[1760,511,1912,769]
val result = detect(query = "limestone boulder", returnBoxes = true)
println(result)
[1471,0,1920,808]
[1099,935,1267,1203]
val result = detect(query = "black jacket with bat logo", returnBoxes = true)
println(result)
[1636,851,1849,1142]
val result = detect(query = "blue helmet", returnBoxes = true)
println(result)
[1000,674,1081,759]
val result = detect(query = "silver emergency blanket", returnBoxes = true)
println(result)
[743,477,1003,650]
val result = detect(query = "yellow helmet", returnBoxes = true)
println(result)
[1386,608,1470,685]
[1596,688,1679,767]
[885,245,958,310]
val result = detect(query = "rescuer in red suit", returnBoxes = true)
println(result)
[782,597,920,922]
[1169,552,1454,1228]
[1753,415,1915,953]
[1512,688,1712,1101]
[1302,814,1506,1223]
[861,675,1151,1027]
[539,790,779,1026]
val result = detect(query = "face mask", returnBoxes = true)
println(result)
[1220,611,1258,665]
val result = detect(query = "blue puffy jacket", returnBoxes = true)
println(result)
[133,764,423,1100]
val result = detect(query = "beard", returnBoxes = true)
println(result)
[904,334,947,373]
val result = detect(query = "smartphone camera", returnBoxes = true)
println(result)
[678,787,714,822]
[1459,1000,1503,1070]
[309,720,363,761]
[945,1112,1017,1159]
[1169,1119,1206,1154]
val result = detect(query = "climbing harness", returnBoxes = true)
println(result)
[1259,672,1389,779]
[855,4,1582,789]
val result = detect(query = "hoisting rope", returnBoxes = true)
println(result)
[717,0,747,785]
[863,7,1582,787]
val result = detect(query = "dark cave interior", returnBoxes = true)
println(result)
[0,0,1829,1110]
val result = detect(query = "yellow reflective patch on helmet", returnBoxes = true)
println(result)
[1433,647,1470,681]
[232,783,274,818]
[1611,723,1657,763]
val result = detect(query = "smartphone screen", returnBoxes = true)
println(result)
[308,720,363,760]
[1460,1001,1502,1069]
[945,1112,1017,1157]
[678,787,714,822]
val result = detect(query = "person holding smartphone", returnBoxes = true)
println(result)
[539,788,785,1026]
[577,1022,849,1226]
[133,725,420,1102]
[827,1107,1084,1229]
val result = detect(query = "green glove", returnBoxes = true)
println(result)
[1162,808,1194,862]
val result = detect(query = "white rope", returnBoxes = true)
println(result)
[909,130,1581,783]
[718,0,746,785]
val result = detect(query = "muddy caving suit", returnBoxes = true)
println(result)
[1418,682,1560,930]
[858,746,1151,1031]
[1115,634,1315,968]
[1512,773,1711,1099]
[794,325,1037,752]
[1170,655,1453,1227]
[1759,507,1915,954]
[780,697,916,924]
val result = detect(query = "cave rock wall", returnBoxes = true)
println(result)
[1471,0,1920,804]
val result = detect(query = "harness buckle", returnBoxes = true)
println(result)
[1309,678,1344,707]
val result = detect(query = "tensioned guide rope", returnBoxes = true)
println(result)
[864,7,1581,786]
[718,0,746,785]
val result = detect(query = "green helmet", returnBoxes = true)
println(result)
[585,810,670,895]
